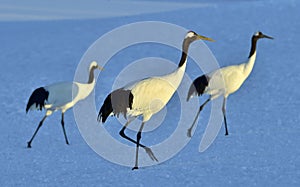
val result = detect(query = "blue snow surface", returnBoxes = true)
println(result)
[1,0,299,186]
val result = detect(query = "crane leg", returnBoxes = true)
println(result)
[119,120,158,165]
[27,115,47,148]
[187,98,211,137]
[222,97,229,136]
[61,113,69,145]
[132,122,145,170]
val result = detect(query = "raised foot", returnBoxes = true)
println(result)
[187,128,192,138]
[66,141,70,145]
[132,166,139,170]
[27,142,32,148]
[144,147,158,162]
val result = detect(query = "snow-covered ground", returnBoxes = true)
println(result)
[1,0,299,186]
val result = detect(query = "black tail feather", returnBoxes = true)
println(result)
[187,75,209,101]
[26,87,49,113]
[98,89,133,123]
[97,93,113,123]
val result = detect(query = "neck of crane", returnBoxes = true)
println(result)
[243,36,259,78]
[248,36,258,58]
[162,40,190,91]
[178,52,187,67]
[244,51,257,78]
[178,40,190,68]
[161,59,186,92]
[88,67,96,84]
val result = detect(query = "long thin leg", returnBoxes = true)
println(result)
[61,113,69,145]
[187,97,211,137]
[222,97,229,136]
[132,122,145,170]
[27,115,47,148]
[119,120,144,147]
[119,120,158,162]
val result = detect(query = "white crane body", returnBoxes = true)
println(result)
[125,62,186,122]
[187,32,273,137]
[26,61,102,148]
[98,31,214,170]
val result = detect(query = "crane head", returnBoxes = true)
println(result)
[89,61,104,71]
[185,31,215,43]
[254,31,274,40]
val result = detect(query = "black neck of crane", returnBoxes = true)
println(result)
[178,40,190,67]
[88,67,96,84]
[178,52,188,67]
[248,36,258,58]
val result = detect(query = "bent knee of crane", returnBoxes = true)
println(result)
[119,129,125,137]
[46,110,53,116]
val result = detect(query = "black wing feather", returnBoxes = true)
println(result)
[187,75,209,101]
[97,89,133,123]
[26,87,49,113]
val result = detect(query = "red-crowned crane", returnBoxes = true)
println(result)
[187,31,273,137]
[98,31,214,170]
[26,61,103,148]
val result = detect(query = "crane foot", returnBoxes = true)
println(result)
[27,142,32,148]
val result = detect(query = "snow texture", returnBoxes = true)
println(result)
[1,0,299,186]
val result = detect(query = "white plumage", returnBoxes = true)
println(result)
[98,31,214,170]
[26,61,103,148]
[187,31,273,137]
[126,63,186,121]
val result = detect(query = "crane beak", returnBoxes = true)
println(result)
[262,34,274,40]
[197,34,215,42]
[97,65,104,70]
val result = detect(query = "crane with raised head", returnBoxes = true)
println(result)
[26,61,103,148]
[187,31,273,137]
[98,31,214,170]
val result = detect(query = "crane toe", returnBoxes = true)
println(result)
[187,128,193,138]
[144,147,158,162]
[27,142,32,148]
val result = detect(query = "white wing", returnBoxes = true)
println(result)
[45,82,79,109]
